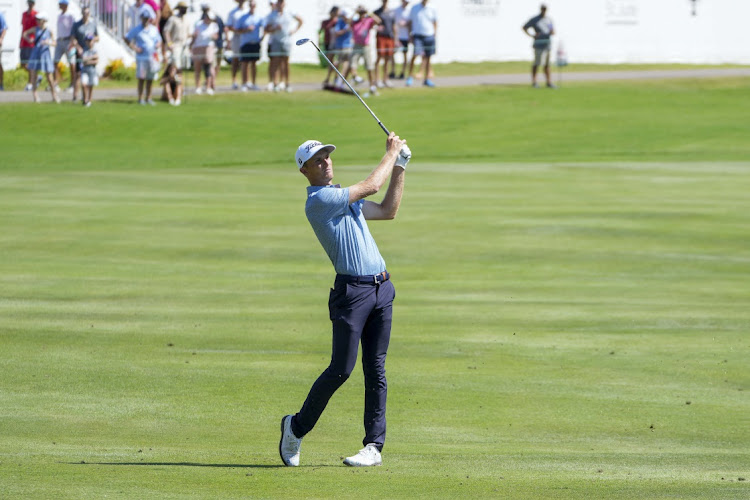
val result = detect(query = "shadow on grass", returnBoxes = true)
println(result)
[68,461,338,468]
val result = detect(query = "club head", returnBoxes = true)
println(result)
[295,38,310,46]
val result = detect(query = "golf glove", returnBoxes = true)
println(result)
[395,145,412,169]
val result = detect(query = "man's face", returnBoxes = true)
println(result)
[301,150,334,185]
[82,7,90,19]
[59,2,67,11]
[27,1,35,11]
[249,1,256,12]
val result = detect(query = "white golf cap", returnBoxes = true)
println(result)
[295,140,336,169]
[35,11,48,20]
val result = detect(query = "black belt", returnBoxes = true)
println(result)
[336,271,390,285]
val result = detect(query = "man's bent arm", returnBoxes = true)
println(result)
[348,132,405,204]
[362,166,405,220]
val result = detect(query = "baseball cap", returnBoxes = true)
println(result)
[59,0,70,4]
[35,11,48,20]
[295,140,336,169]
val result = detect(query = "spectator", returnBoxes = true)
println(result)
[190,7,218,95]
[20,0,38,91]
[319,6,338,87]
[205,4,225,92]
[522,3,555,88]
[163,1,190,68]
[125,6,162,105]
[0,10,7,90]
[71,5,98,103]
[54,0,75,94]
[236,0,265,91]
[265,0,302,92]
[127,0,144,33]
[327,7,352,90]
[159,0,172,34]
[352,5,381,97]
[24,12,60,103]
[391,0,410,80]
[405,0,436,88]
[79,33,98,107]
[373,0,396,88]
[159,59,183,105]
[226,0,248,90]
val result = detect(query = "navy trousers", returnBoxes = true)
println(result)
[291,274,395,451]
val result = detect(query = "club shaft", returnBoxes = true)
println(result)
[309,40,389,135]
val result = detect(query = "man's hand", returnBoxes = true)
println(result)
[395,145,411,169]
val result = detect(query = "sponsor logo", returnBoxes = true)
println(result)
[461,0,501,17]
[605,0,639,26]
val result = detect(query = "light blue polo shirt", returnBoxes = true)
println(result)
[306,185,386,276]
[237,12,265,45]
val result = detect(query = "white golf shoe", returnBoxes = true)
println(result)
[279,415,302,467]
[343,444,382,467]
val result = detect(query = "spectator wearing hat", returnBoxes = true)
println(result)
[352,6,381,97]
[0,10,7,90]
[70,4,98,102]
[163,1,190,68]
[79,33,98,107]
[190,6,219,95]
[264,0,302,92]
[54,0,75,93]
[20,0,38,91]
[24,12,60,103]
[328,7,352,90]
[126,5,162,104]
[235,0,265,91]
[226,0,249,90]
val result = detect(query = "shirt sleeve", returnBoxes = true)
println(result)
[307,187,351,222]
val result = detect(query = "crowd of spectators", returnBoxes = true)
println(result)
[1,0,442,104]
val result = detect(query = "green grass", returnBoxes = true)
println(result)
[4,60,748,90]
[1,78,749,499]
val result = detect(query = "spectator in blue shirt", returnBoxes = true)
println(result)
[125,6,162,105]
[236,0,265,90]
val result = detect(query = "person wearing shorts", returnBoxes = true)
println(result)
[125,6,162,104]
[405,0,437,88]
[264,0,302,92]
[391,0,410,79]
[374,0,396,88]
[70,5,97,102]
[352,5,381,97]
[226,0,248,89]
[20,0,38,90]
[79,34,98,107]
[190,8,218,94]
[236,0,264,91]
[327,8,353,89]
[522,3,555,88]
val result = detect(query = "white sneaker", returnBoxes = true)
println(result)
[377,81,384,88]
[250,84,260,91]
[384,80,394,88]
[241,84,248,92]
[54,85,61,93]
[232,82,239,90]
[25,83,33,91]
[279,415,302,467]
[195,87,203,95]
[353,75,364,84]
[206,88,214,96]
[285,86,293,93]
[369,85,379,96]
[174,98,181,106]
[343,444,382,467]
[266,82,275,91]
[278,82,286,91]
[147,99,156,106]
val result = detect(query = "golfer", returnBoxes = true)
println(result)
[279,132,411,467]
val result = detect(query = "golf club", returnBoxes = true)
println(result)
[296,38,389,135]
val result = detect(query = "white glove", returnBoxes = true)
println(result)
[395,145,412,169]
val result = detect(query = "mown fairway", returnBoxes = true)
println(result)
[1,78,749,499]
